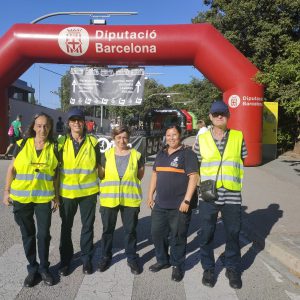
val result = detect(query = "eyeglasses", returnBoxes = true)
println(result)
[211,112,228,118]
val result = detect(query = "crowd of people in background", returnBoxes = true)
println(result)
[2,101,246,290]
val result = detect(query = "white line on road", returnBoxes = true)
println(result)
[75,248,134,300]
[0,244,27,300]
[285,290,300,300]
[262,261,283,283]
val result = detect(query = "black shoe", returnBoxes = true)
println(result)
[97,257,111,272]
[171,266,184,282]
[40,271,54,286]
[202,269,215,287]
[24,273,37,288]
[128,260,141,275]
[83,261,93,275]
[59,264,70,276]
[225,269,242,289]
[149,262,171,273]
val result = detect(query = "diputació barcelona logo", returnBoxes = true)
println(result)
[58,27,89,56]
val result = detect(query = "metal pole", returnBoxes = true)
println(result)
[100,105,103,132]
[38,66,41,105]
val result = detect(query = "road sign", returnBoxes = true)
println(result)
[69,67,145,106]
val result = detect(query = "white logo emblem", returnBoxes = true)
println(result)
[228,95,241,108]
[58,27,89,56]
[170,157,179,168]
[98,137,112,153]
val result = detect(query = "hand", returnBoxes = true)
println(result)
[51,197,60,213]
[147,197,155,209]
[179,201,190,213]
[3,190,12,206]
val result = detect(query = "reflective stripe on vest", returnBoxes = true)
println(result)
[59,135,99,198]
[10,138,58,203]
[100,148,142,208]
[199,130,244,191]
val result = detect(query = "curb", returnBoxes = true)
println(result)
[242,218,300,279]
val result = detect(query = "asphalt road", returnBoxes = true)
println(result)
[1,155,300,299]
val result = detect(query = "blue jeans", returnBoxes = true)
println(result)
[151,205,191,268]
[100,205,140,263]
[199,201,241,272]
[13,201,52,274]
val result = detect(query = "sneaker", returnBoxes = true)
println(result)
[225,269,242,289]
[202,269,215,287]
[97,257,111,272]
[171,266,184,282]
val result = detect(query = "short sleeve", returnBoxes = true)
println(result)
[184,148,199,175]
[193,139,202,162]
[241,139,248,159]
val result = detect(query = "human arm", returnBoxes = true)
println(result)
[95,142,105,179]
[2,160,16,206]
[147,171,157,209]
[179,148,200,212]
[137,154,145,180]
[179,172,199,213]
[52,169,60,212]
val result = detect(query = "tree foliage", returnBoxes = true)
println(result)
[59,71,71,112]
[192,0,300,150]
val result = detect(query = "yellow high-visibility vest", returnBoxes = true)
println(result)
[10,138,58,203]
[59,135,99,198]
[100,148,143,208]
[199,130,244,191]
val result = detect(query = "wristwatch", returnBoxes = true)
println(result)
[184,200,190,205]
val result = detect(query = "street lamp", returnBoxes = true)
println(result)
[147,92,182,100]
[146,92,181,106]
[31,11,138,24]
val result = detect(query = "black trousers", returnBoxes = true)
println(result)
[151,204,192,268]
[59,194,97,265]
[13,201,52,274]
[100,205,140,263]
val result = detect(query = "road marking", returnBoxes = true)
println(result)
[184,248,238,300]
[285,290,300,299]
[0,244,27,299]
[262,261,283,282]
[75,248,134,300]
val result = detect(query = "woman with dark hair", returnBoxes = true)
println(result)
[98,125,145,275]
[147,125,199,282]
[2,112,59,287]
[58,107,102,277]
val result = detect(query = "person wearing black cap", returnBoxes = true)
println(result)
[194,101,247,289]
[58,107,103,276]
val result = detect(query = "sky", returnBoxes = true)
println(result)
[0,0,207,109]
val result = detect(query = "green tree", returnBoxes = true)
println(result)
[192,0,300,150]
[59,71,71,112]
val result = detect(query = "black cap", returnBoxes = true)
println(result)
[67,107,85,120]
[210,101,229,114]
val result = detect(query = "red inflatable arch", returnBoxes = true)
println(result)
[0,23,263,165]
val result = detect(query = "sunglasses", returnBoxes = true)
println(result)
[211,112,228,118]
[69,117,84,122]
